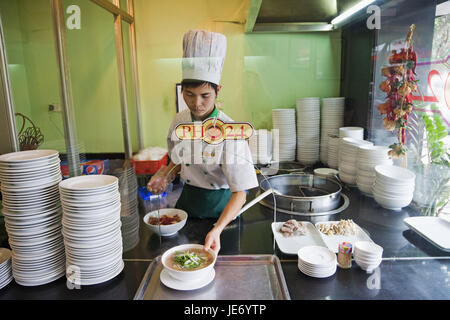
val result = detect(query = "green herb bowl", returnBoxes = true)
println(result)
[161,244,217,282]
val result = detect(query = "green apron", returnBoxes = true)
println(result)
[175,183,232,219]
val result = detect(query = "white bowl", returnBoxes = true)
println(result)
[161,244,216,282]
[374,165,416,184]
[354,257,382,271]
[372,184,414,198]
[354,241,383,256]
[373,192,413,210]
[339,172,356,184]
[143,208,187,236]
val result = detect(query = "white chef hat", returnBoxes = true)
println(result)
[182,30,227,86]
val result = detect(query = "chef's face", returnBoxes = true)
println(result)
[183,83,217,121]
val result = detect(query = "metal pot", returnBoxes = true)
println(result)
[259,174,342,214]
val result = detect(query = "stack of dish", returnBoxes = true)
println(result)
[338,138,373,185]
[117,167,140,252]
[297,246,337,278]
[0,150,65,286]
[59,175,124,285]
[320,97,345,165]
[327,134,340,169]
[354,241,383,272]
[339,127,364,139]
[0,248,13,290]
[272,109,296,161]
[248,129,273,165]
[356,146,393,196]
[373,165,415,211]
[296,98,320,165]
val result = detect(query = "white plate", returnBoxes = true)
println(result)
[160,267,215,291]
[315,221,373,253]
[0,150,58,163]
[271,222,327,255]
[403,217,450,252]
[298,246,336,266]
[59,175,118,191]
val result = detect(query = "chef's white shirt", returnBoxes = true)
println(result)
[167,109,259,192]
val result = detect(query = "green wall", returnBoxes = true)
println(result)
[1,0,341,154]
[134,0,341,148]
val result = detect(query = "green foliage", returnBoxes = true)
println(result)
[422,113,450,166]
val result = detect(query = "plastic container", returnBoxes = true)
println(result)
[131,153,168,175]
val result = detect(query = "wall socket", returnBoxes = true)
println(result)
[48,104,61,112]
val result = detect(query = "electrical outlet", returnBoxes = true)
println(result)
[49,104,61,112]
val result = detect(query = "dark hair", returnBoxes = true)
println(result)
[181,79,218,94]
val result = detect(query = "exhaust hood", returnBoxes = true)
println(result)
[245,0,380,33]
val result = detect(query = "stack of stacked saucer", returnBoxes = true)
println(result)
[0,150,65,286]
[356,146,393,196]
[320,98,345,165]
[354,241,383,272]
[327,134,340,169]
[117,167,139,252]
[338,138,373,185]
[297,246,337,278]
[373,165,415,211]
[0,248,13,289]
[296,98,320,165]
[272,109,296,161]
[59,175,124,285]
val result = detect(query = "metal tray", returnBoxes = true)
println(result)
[134,255,290,300]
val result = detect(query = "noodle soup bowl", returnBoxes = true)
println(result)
[161,244,217,282]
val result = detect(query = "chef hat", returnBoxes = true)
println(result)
[182,30,227,86]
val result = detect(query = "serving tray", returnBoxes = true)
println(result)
[134,254,290,300]
[404,216,450,252]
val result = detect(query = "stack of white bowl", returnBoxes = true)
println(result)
[327,134,340,169]
[354,241,383,272]
[356,146,393,196]
[320,97,345,165]
[296,98,320,165]
[339,127,364,139]
[272,109,296,161]
[297,246,337,278]
[0,248,13,289]
[373,165,416,211]
[59,175,124,285]
[338,138,374,185]
[248,129,273,165]
[0,150,65,286]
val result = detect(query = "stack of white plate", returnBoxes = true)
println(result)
[0,150,65,286]
[59,175,124,286]
[320,98,345,165]
[327,134,340,169]
[116,167,139,252]
[249,129,273,165]
[297,246,337,278]
[373,165,416,211]
[0,248,13,290]
[272,109,296,161]
[296,98,320,165]
[338,138,374,185]
[356,146,393,196]
[339,127,364,139]
[354,241,383,272]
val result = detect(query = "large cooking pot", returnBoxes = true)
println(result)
[259,174,342,214]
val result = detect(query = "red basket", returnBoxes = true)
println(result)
[131,153,168,175]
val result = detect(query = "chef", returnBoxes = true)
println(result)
[147,29,258,255]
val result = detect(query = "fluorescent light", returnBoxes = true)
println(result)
[331,0,376,26]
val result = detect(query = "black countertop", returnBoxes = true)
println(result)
[0,174,449,300]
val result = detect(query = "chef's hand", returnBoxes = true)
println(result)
[146,166,169,194]
[204,227,221,256]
